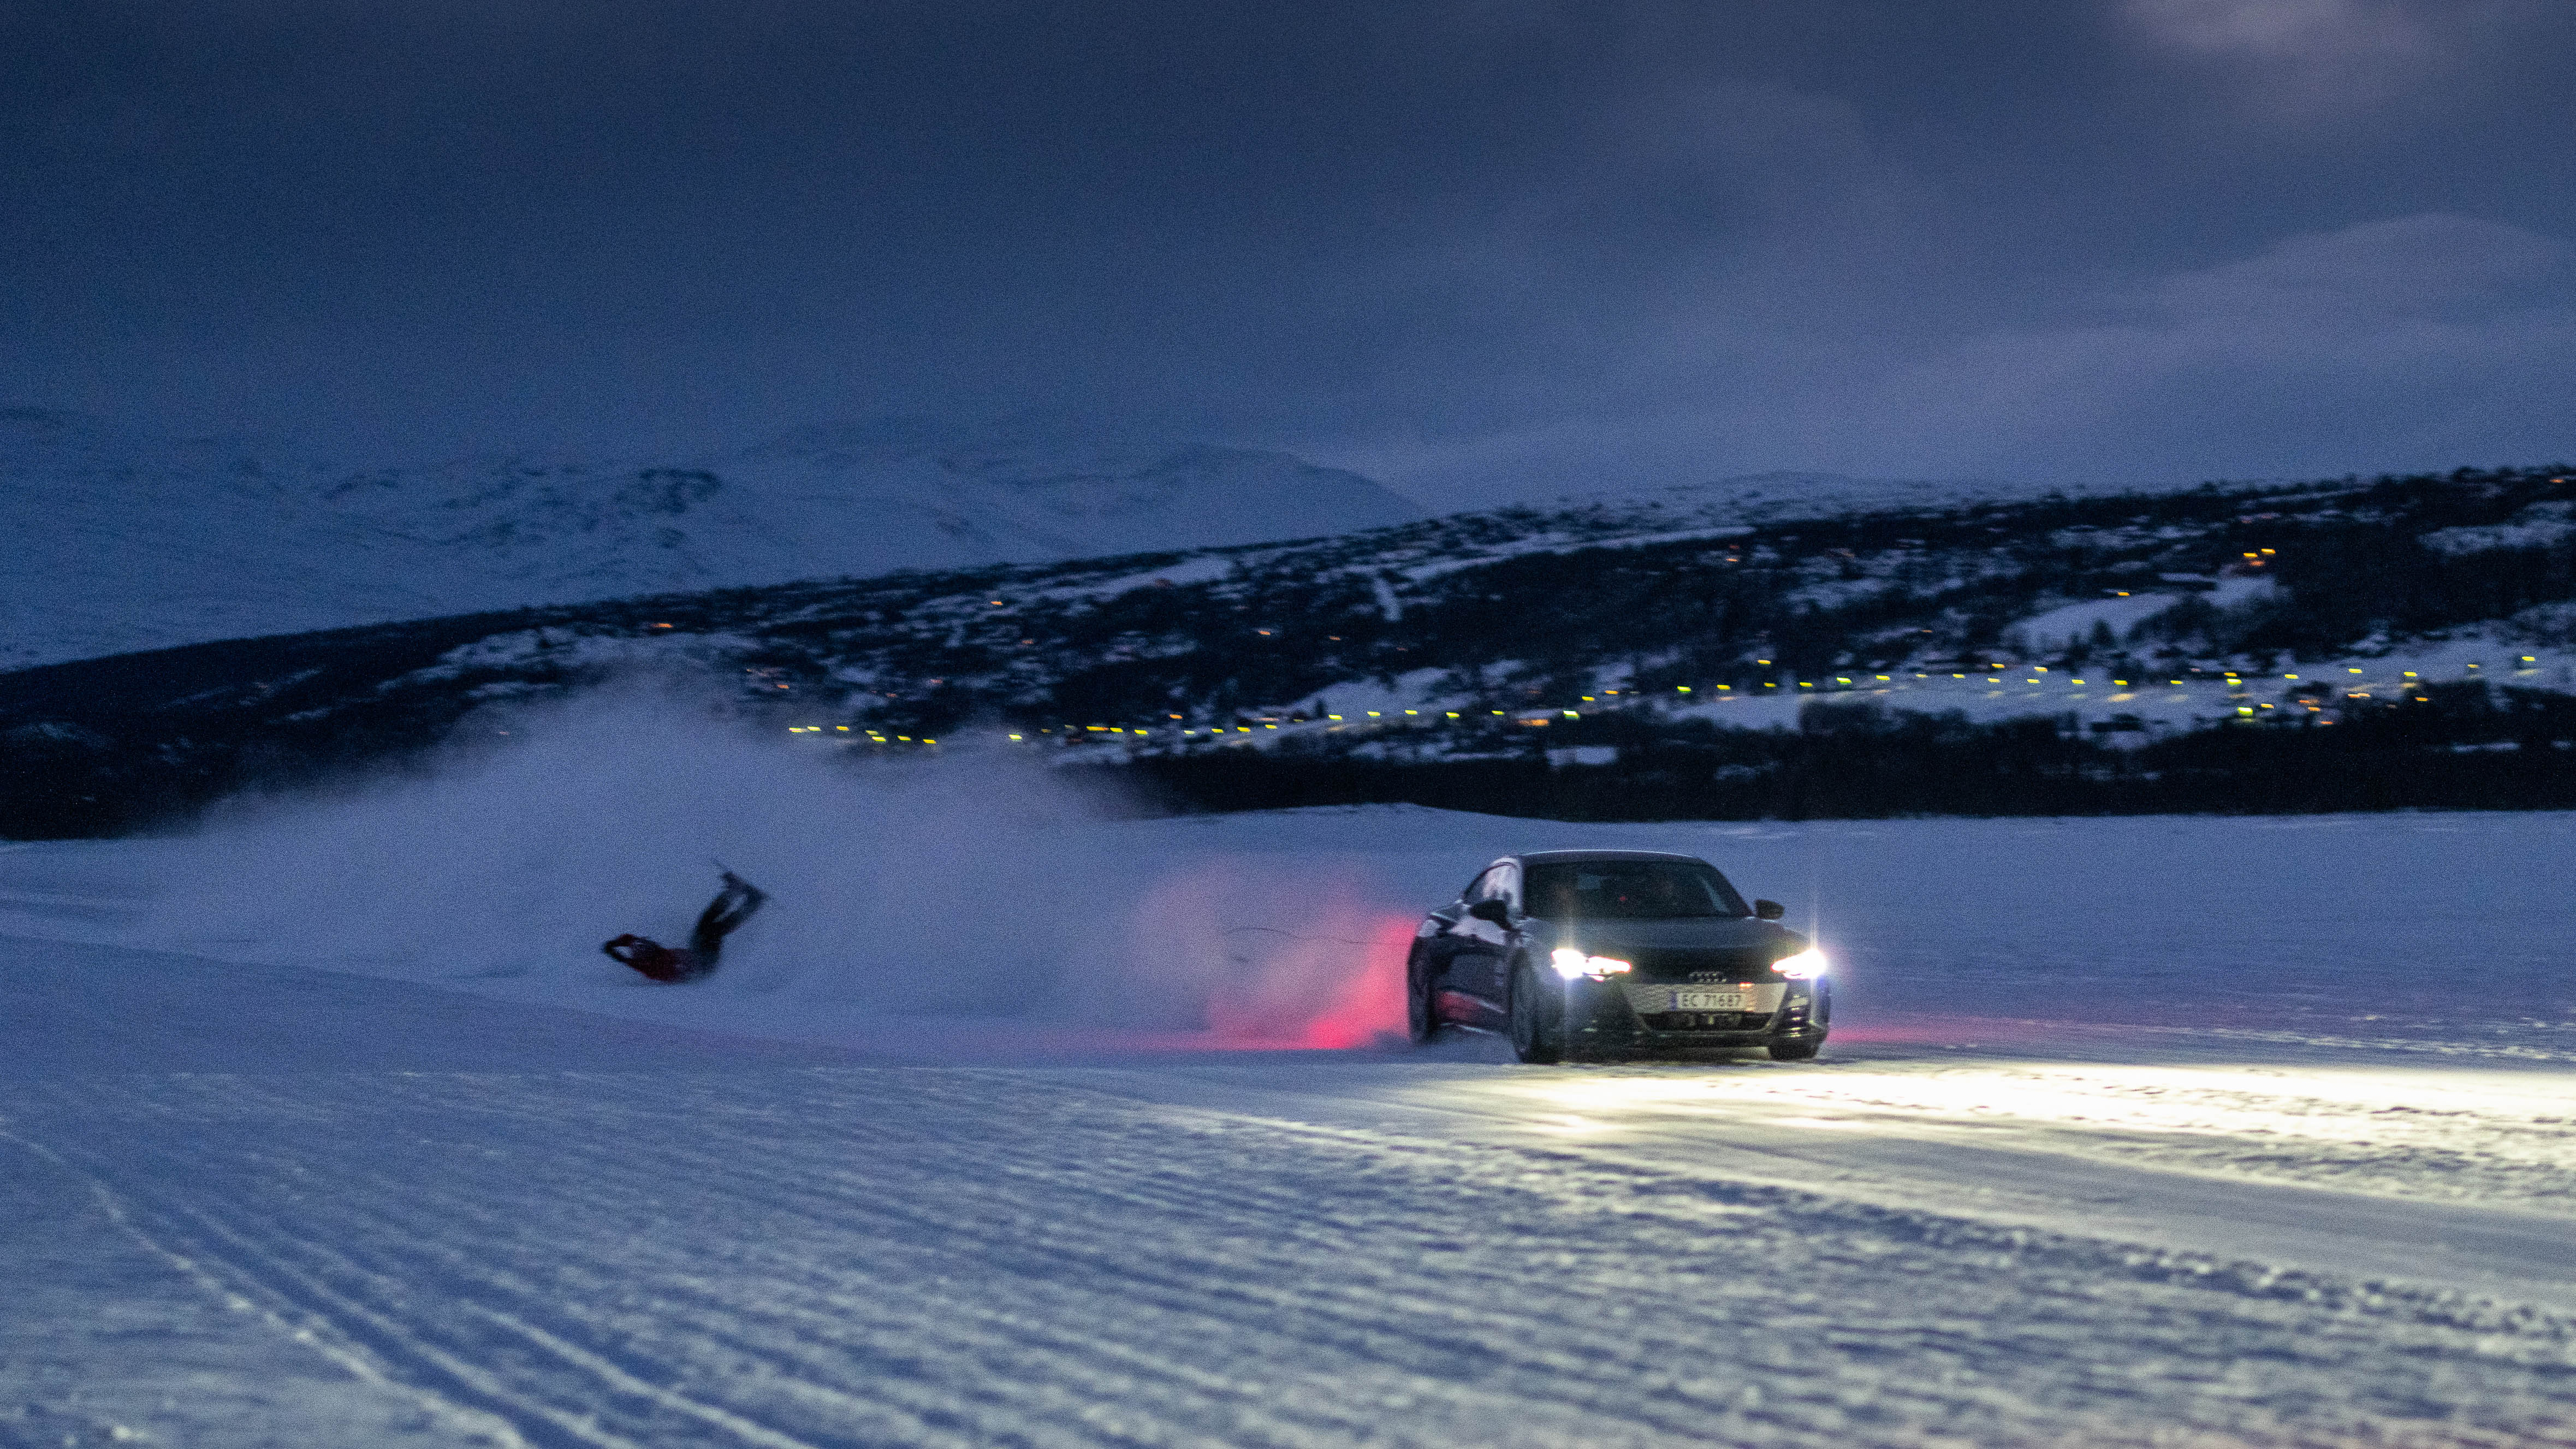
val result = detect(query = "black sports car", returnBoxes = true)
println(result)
[1406,850,1830,1063]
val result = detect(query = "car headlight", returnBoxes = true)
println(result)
[1551,947,1633,980]
[1771,948,1828,979]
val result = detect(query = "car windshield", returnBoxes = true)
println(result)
[1524,860,1749,920]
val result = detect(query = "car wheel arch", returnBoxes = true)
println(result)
[1506,954,1566,1065]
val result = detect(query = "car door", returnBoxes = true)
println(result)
[1422,867,1496,1020]
[1415,878,1478,1000]
[1450,862,1519,1027]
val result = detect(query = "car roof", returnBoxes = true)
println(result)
[1512,849,1714,866]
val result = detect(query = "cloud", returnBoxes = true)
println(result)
[2150,212,2570,321]
[1309,216,2576,500]
[7,2,2573,501]
[1350,212,2576,496]
[2120,0,2541,114]
[1864,214,2576,478]
[2128,0,2435,58]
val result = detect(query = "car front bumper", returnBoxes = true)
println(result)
[1565,976,1830,1049]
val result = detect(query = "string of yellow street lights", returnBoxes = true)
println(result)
[776,654,2542,747]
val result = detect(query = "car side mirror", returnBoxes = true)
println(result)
[1467,898,1513,926]
[1754,899,1785,921]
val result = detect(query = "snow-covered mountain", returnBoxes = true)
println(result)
[0,409,1423,669]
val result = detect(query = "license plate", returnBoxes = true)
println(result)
[1673,989,1750,1011]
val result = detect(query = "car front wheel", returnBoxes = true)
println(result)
[1406,949,1442,1045]
[1768,1037,1822,1061]
[1508,958,1565,1064]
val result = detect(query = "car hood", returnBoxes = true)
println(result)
[1542,917,1803,958]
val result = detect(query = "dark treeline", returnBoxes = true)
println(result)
[1078,686,2576,821]
[0,611,556,839]
[8,673,2575,838]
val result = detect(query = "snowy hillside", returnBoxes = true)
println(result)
[11,459,2573,839]
[0,409,1422,669]
[5,716,2576,1446]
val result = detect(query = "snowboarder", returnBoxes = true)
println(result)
[602,871,768,984]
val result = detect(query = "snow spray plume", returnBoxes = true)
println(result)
[130,687,1409,1049]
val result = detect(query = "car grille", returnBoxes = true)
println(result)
[1623,947,1778,982]
[1639,1011,1774,1032]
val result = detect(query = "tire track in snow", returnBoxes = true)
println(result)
[20,1080,1854,1441]
[251,1082,1549,1448]
[106,1162,861,1449]
[27,1078,1367,1449]
[20,1080,2545,1441]
[0,1127,538,1449]
[20,1070,2576,1447]
[116,1192,663,1449]
[493,1075,1842,1441]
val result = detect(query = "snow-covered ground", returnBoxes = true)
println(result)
[7,704,2576,1445]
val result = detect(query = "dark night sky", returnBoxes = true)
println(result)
[6,0,2572,505]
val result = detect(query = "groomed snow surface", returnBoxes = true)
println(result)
[7,697,2576,1448]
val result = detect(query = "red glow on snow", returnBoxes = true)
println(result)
[1203,910,1417,1051]
[1265,913,1415,1049]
